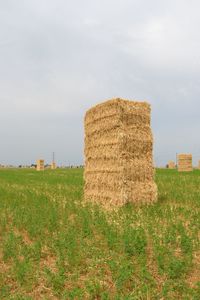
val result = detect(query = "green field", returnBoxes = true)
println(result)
[0,168,199,299]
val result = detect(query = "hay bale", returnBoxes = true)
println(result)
[178,154,193,172]
[84,98,157,209]
[36,159,44,171]
[51,162,57,170]
[198,160,200,169]
[168,160,176,169]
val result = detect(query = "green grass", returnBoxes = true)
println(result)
[0,168,199,299]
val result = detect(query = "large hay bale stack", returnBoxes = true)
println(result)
[84,98,157,209]
[178,154,193,172]
[168,160,176,169]
[36,159,44,171]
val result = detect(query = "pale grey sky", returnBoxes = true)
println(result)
[1,0,200,166]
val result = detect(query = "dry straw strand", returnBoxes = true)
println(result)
[84,98,157,209]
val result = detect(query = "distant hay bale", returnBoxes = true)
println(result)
[84,98,157,209]
[178,154,193,172]
[36,159,44,171]
[51,162,57,170]
[168,161,176,169]
[198,160,200,169]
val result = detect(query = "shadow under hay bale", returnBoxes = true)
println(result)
[84,98,157,209]
[178,154,193,172]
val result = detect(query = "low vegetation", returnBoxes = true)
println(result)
[0,168,199,299]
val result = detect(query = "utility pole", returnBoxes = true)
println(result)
[52,152,55,164]
[51,152,56,169]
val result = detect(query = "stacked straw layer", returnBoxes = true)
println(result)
[168,161,176,169]
[84,98,157,209]
[178,154,193,172]
[36,159,44,171]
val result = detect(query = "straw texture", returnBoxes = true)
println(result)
[84,98,157,209]
[36,159,44,171]
[178,154,193,172]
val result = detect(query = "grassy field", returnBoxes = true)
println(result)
[0,168,199,299]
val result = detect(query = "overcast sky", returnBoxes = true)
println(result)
[1,0,200,166]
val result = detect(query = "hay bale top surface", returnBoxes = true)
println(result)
[178,154,192,159]
[85,98,150,122]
